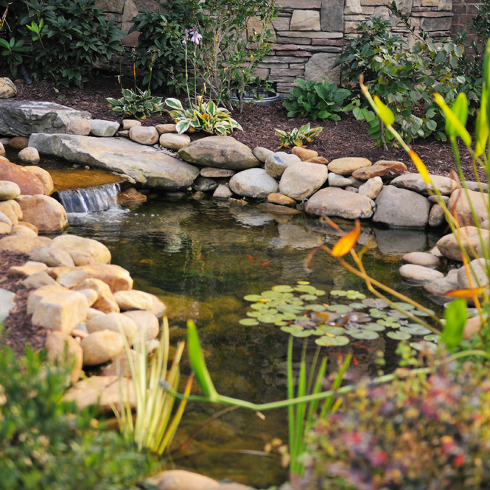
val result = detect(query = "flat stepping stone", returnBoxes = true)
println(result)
[423,273,459,298]
[328,157,371,176]
[402,252,440,268]
[28,134,199,189]
[352,160,407,180]
[391,172,458,196]
[399,264,444,284]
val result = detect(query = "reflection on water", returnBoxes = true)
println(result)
[66,199,443,487]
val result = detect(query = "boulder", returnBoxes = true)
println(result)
[253,146,274,163]
[21,271,58,290]
[0,78,17,99]
[80,331,126,366]
[327,173,356,187]
[8,262,47,277]
[29,133,200,189]
[28,246,75,267]
[305,187,375,219]
[178,136,260,170]
[279,161,328,201]
[0,235,51,253]
[86,312,139,346]
[0,100,91,137]
[213,185,232,199]
[192,176,218,193]
[423,273,459,298]
[89,119,119,137]
[0,160,44,195]
[351,160,407,180]
[373,186,430,228]
[448,188,489,227]
[264,152,301,179]
[9,137,29,150]
[391,173,458,196]
[200,167,235,178]
[45,331,83,384]
[457,258,489,290]
[292,146,318,161]
[258,203,301,215]
[0,142,4,157]
[27,166,54,195]
[159,133,191,150]
[55,263,133,292]
[66,119,91,136]
[114,290,166,317]
[399,264,444,284]
[117,187,147,206]
[51,234,111,264]
[402,251,440,268]
[63,375,135,411]
[16,195,68,232]
[145,470,219,490]
[10,224,35,237]
[122,310,160,340]
[129,126,159,145]
[18,147,40,165]
[267,192,297,207]
[428,204,445,228]
[73,277,120,313]
[155,123,176,134]
[0,181,21,201]
[328,157,371,176]
[0,221,11,234]
[0,199,22,224]
[436,226,489,261]
[229,169,279,199]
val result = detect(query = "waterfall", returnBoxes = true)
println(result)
[58,183,120,213]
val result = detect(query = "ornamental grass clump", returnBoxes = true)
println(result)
[302,360,490,489]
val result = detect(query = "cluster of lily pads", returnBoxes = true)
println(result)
[240,282,440,351]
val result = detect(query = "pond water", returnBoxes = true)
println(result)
[61,190,444,487]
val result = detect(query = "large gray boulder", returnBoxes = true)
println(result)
[28,133,199,189]
[305,187,375,219]
[229,168,278,198]
[0,100,91,137]
[373,185,430,228]
[178,136,260,170]
[279,161,328,201]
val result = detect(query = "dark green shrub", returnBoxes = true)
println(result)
[283,78,353,121]
[0,343,154,490]
[0,0,123,86]
[301,360,490,489]
[335,16,480,145]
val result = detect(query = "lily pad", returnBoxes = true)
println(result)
[315,335,350,346]
[251,303,268,310]
[295,285,317,293]
[412,309,434,317]
[247,311,262,318]
[392,302,415,311]
[377,319,400,328]
[290,300,305,306]
[281,325,303,334]
[363,323,386,332]
[277,305,304,314]
[410,341,437,352]
[400,324,432,336]
[272,285,295,293]
[307,304,327,312]
[349,330,380,340]
[424,334,441,342]
[362,298,389,309]
[387,331,411,341]
[349,302,368,309]
[328,304,353,314]
[330,290,348,297]
[240,318,259,326]
[258,314,278,324]
[346,290,366,300]
[244,294,264,302]
[323,326,348,335]
[300,294,318,301]
[369,309,387,319]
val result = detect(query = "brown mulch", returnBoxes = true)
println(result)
[0,250,47,356]
[7,71,480,181]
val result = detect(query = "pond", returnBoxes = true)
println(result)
[59,186,444,488]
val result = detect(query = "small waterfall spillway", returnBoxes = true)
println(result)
[58,183,121,213]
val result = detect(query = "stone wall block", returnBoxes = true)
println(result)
[321,0,344,31]
[291,10,321,31]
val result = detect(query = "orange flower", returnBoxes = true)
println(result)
[332,220,361,257]
[409,149,430,185]
[445,287,484,298]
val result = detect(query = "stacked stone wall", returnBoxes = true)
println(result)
[95,0,475,95]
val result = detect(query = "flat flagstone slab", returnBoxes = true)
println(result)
[28,133,200,189]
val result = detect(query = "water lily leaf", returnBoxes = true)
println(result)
[369,309,387,319]
[278,305,304,314]
[313,289,326,296]
[349,330,379,340]
[272,285,294,292]
[281,312,299,321]
[387,331,411,340]
[300,294,318,301]
[292,330,313,338]
[328,305,353,314]
[262,290,294,300]
[349,302,368,309]
[307,304,328,312]
[240,318,259,326]
[392,302,415,311]
[362,298,389,309]
[387,309,410,319]
[290,300,304,306]
[363,323,386,332]
[258,314,278,324]
[281,325,304,334]
[424,334,441,342]
[251,303,268,310]
[410,341,437,352]
[330,290,347,297]
[315,335,350,346]
[244,294,264,302]
[413,309,434,317]
[400,324,432,335]
[323,326,348,335]
[275,320,288,326]
[377,319,400,328]
[346,290,366,300]
[247,311,262,318]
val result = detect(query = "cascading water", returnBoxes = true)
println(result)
[58,183,120,213]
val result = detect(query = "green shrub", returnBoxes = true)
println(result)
[0,343,153,490]
[107,87,165,119]
[275,123,322,149]
[302,359,490,489]
[0,0,123,86]
[283,78,353,121]
[335,15,480,145]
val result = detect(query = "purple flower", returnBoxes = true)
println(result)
[189,27,202,45]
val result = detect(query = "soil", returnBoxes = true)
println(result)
[0,70,482,354]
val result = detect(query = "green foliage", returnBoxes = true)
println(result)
[127,9,187,94]
[302,360,490,489]
[0,342,153,490]
[0,37,29,76]
[165,97,243,136]
[275,123,322,149]
[283,78,352,121]
[336,15,480,145]
[0,0,123,86]
[107,88,165,119]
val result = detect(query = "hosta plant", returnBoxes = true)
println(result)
[275,123,322,149]
[165,97,243,135]
[107,88,165,119]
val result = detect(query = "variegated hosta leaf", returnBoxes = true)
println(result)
[176,120,190,134]
[165,98,183,110]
